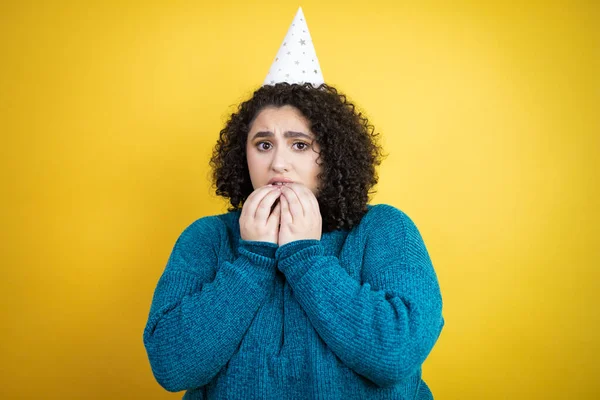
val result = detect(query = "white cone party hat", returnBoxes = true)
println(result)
[263,7,324,86]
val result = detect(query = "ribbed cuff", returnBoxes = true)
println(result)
[276,240,323,283]
[239,240,278,261]
[237,241,278,286]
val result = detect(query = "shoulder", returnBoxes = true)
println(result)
[362,204,417,232]
[174,210,239,251]
[165,210,240,272]
[359,204,434,276]
[360,204,427,249]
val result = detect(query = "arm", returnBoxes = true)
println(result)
[276,205,444,387]
[143,217,277,392]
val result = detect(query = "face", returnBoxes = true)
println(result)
[246,105,322,194]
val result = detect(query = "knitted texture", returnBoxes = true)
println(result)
[143,204,444,399]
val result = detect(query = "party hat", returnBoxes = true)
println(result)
[263,7,324,86]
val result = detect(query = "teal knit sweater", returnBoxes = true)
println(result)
[144,204,444,399]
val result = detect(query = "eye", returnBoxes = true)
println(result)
[293,142,310,151]
[257,141,272,151]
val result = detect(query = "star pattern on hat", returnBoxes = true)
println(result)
[263,7,324,86]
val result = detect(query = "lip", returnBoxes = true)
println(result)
[268,177,294,185]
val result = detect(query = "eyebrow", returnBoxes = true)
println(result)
[251,131,313,141]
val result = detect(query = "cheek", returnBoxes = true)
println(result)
[246,151,260,169]
[246,152,256,179]
[247,152,268,177]
[311,152,322,174]
[307,155,322,185]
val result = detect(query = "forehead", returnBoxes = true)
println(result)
[250,105,312,134]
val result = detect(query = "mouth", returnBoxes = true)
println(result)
[268,178,294,185]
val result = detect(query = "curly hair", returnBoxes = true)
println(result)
[209,82,384,232]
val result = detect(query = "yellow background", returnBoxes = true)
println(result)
[1,0,598,398]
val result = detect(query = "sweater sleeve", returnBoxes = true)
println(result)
[143,216,278,392]
[275,205,444,388]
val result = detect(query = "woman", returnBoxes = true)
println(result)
[143,83,444,399]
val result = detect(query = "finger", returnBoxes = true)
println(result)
[243,185,278,218]
[282,185,305,218]
[241,186,267,216]
[304,186,321,215]
[255,188,282,222]
[280,193,293,225]
[267,201,281,227]
[288,183,319,213]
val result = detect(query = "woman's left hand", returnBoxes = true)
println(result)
[278,183,322,246]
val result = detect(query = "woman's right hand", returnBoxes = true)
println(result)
[240,185,282,244]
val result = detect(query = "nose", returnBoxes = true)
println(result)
[270,146,290,173]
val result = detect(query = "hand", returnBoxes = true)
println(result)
[240,185,282,244]
[278,183,322,246]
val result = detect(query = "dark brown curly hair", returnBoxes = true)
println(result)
[209,82,384,232]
